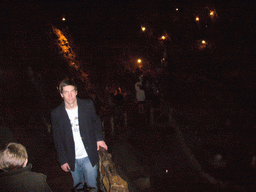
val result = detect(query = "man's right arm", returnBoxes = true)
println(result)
[51,111,68,167]
[61,163,70,172]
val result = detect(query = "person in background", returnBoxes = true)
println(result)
[135,77,146,114]
[112,87,125,129]
[51,79,108,191]
[0,142,52,192]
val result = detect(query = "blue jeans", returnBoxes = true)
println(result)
[70,156,97,190]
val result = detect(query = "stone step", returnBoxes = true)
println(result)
[110,140,152,191]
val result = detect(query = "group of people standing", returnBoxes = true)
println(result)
[135,75,161,113]
[0,76,160,191]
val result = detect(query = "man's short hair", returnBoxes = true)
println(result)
[0,143,28,171]
[58,79,77,93]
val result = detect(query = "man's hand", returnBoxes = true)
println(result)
[97,141,108,151]
[61,163,70,172]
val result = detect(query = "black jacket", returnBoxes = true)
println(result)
[51,98,104,171]
[0,163,52,192]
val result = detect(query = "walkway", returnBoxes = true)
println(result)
[104,101,256,191]
[2,98,256,191]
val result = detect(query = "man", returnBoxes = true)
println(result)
[51,79,108,191]
[0,142,52,192]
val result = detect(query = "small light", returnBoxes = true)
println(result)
[62,17,66,21]
[141,26,146,31]
[137,59,141,63]
[202,40,206,44]
[195,17,199,21]
[176,8,178,11]
[161,36,166,40]
[210,11,214,16]
[166,169,168,173]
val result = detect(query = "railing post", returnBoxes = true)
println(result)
[124,112,127,127]
[252,156,256,167]
[169,108,173,125]
[110,116,114,134]
[150,105,154,126]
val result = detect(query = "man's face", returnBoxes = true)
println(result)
[60,85,77,106]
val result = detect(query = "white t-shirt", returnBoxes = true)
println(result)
[66,107,88,159]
